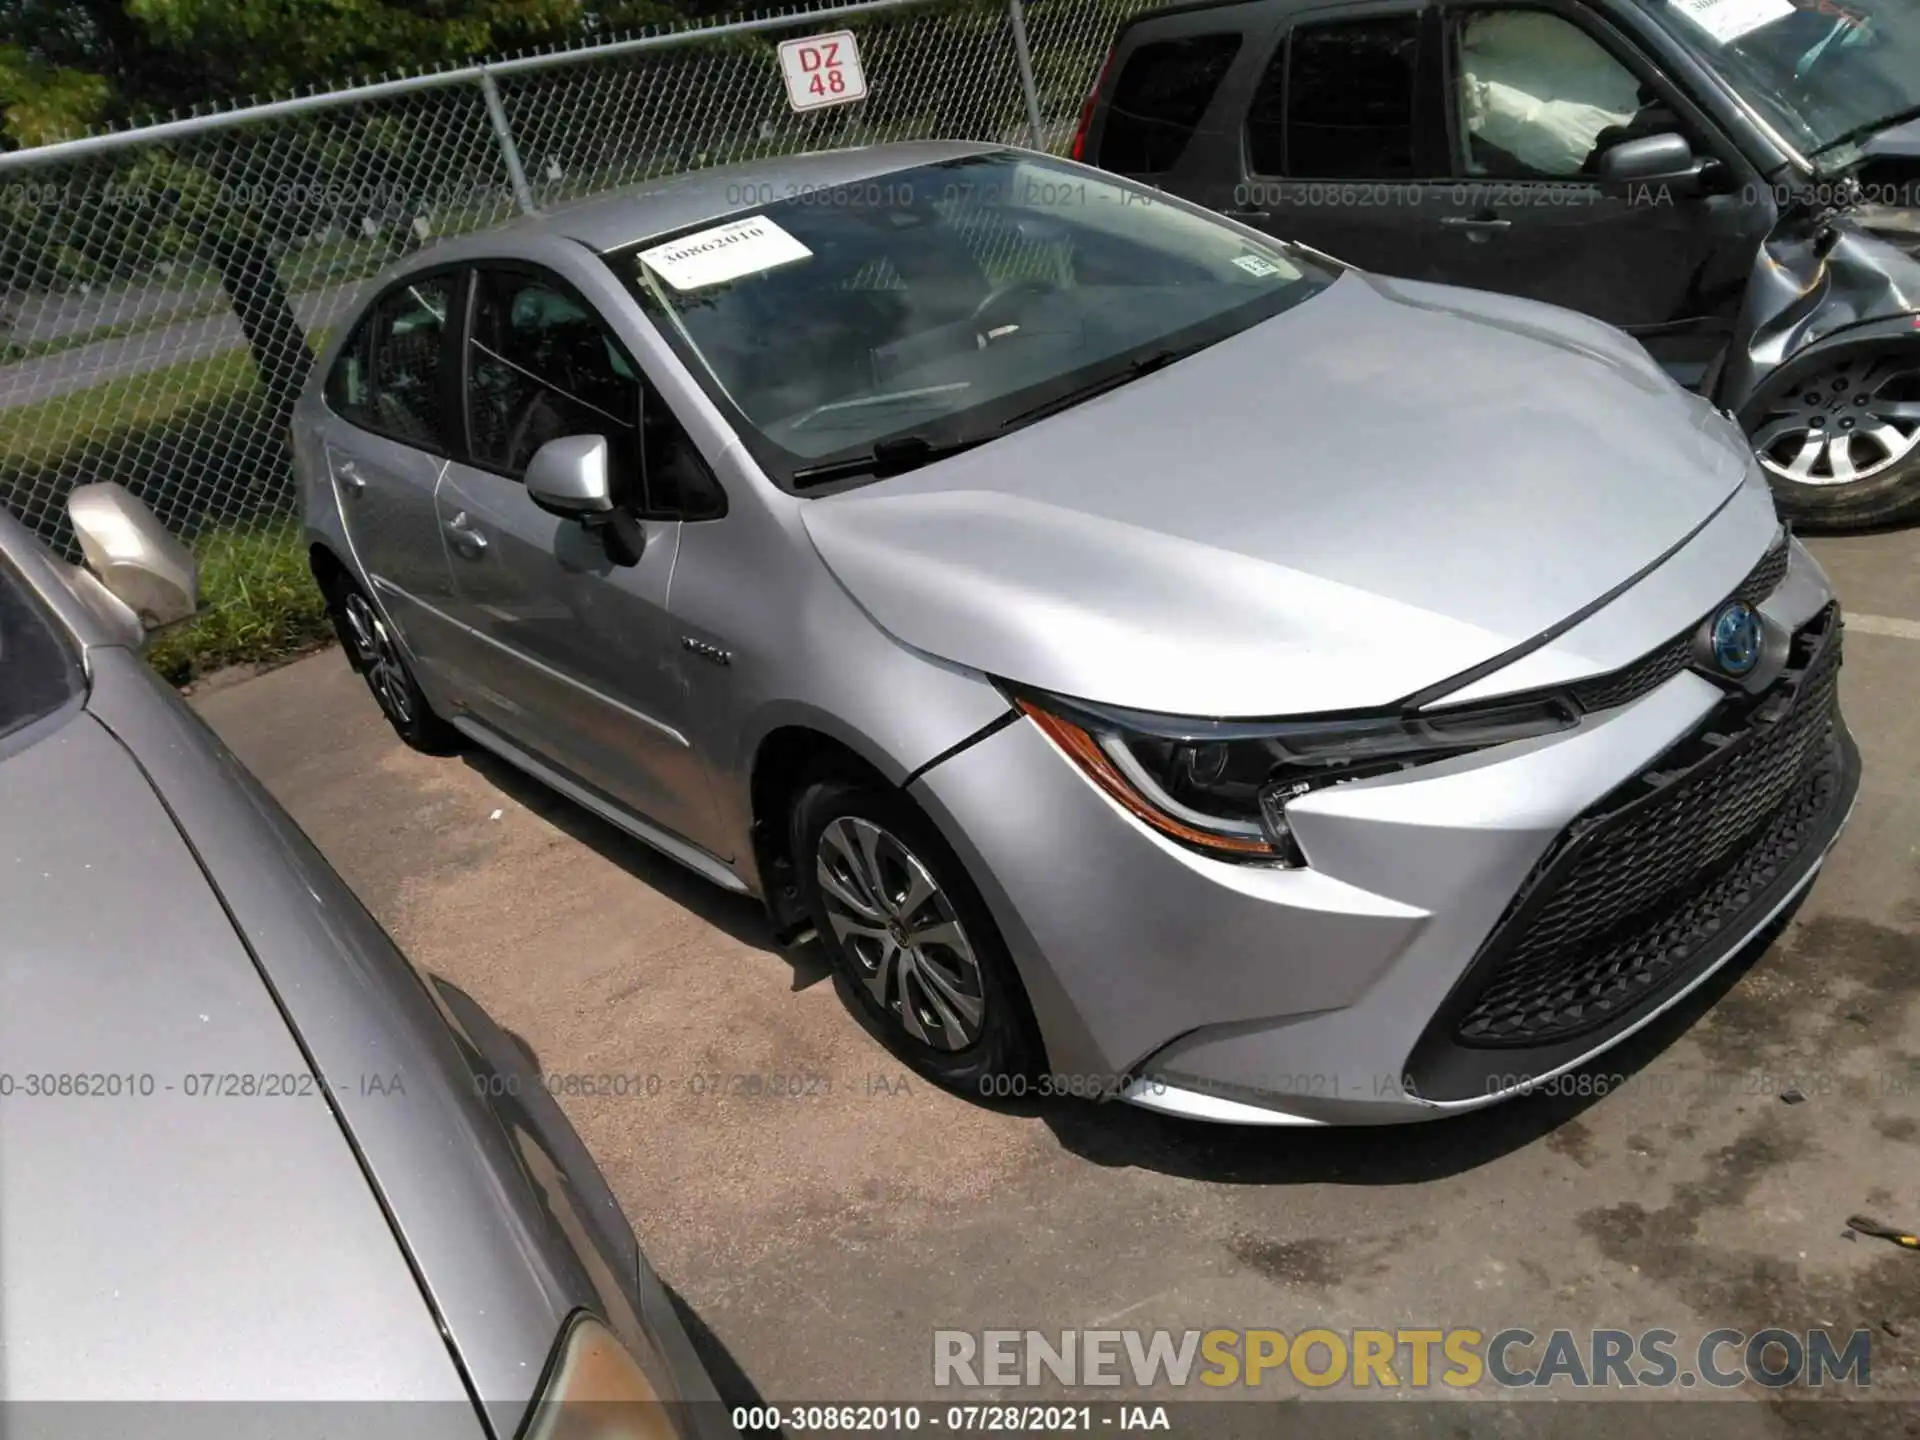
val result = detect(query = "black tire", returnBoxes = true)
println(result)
[324,574,461,755]
[790,775,1042,1095]
[1747,349,1920,532]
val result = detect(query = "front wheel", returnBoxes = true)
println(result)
[791,777,1041,1094]
[1749,350,1920,530]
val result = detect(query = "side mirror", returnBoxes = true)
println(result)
[525,433,645,567]
[1595,133,1712,197]
[66,483,198,632]
[525,434,615,518]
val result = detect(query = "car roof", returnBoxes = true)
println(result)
[1117,0,1319,32]
[435,139,1007,259]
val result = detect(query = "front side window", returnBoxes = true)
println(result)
[613,151,1334,491]
[468,271,641,480]
[1452,10,1648,177]
[1285,16,1423,178]
[466,270,723,518]
[1098,34,1244,174]
[361,275,456,449]
[1634,0,1920,160]
[0,556,82,748]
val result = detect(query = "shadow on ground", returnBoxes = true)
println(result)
[458,747,833,993]
[1025,901,1812,1186]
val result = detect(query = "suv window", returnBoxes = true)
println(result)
[327,275,457,447]
[467,269,723,519]
[0,556,82,747]
[1453,9,1647,178]
[1098,34,1243,174]
[1271,16,1422,179]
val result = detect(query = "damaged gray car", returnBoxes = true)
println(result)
[1075,0,1920,527]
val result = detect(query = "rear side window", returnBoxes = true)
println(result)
[1269,16,1422,178]
[1098,34,1243,174]
[326,275,457,449]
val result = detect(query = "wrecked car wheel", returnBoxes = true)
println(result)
[1750,351,1920,531]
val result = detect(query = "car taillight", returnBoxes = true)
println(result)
[1070,49,1115,162]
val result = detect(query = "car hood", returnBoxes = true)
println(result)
[0,712,469,1405]
[800,271,1755,717]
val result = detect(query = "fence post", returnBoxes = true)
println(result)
[1004,0,1046,152]
[478,67,537,213]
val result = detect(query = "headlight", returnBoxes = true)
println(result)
[1013,691,1580,866]
[524,1314,680,1440]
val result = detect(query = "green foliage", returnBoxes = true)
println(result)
[0,0,701,141]
[145,519,334,685]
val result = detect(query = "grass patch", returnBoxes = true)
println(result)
[146,520,334,686]
[1,348,262,466]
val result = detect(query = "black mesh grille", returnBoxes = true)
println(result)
[1568,534,1790,715]
[1452,607,1843,1048]
[1572,632,1694,713]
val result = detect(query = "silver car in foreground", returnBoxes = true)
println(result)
[294,141,1860,1126]
[0,487,733,1435]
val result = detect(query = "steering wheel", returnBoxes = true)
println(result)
[970,278,1057,345]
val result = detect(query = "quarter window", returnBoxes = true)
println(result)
[1271,17,1422,179]
[1098,35,1244,174]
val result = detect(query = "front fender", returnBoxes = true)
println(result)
[1720,215,1920,416]
[1731,309,1920,429]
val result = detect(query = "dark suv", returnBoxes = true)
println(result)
[1072,0,1920,527]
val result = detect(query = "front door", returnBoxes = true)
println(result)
[1428,2,1765,384]
[316,271,464,685]
[434,265,727,857]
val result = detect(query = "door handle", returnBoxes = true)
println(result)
[336,459,366,494]
[1223,207,1272,222]
[1440,214,1513,240]
[444,511,489,558]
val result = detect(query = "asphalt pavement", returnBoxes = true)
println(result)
[194,526,1920,1433]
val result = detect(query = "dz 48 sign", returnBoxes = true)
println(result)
[777,30,867,112]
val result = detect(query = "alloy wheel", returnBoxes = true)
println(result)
[814,815,987,1051]
[1753,354,1920,487]
[341,592,415,727]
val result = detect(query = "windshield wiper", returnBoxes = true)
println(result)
[995,345,1197,432]
[789,433,991,487]
[1811,101,1920,161]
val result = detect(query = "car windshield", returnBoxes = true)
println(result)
[612,151,1333,489]
[0,554,83,748]
[1638,0,1920,159]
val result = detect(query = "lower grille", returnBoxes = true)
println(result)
[1444,606,1845,1052]
[1453,742,1842,1047]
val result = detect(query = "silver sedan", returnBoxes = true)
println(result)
[294,140,1860,1124]
[0,485,736,1436]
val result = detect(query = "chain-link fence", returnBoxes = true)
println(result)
[0,0,1153,569]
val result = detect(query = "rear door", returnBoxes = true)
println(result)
[434,263,730,857]
[1213,3,1459,276]
[316,272,465,679]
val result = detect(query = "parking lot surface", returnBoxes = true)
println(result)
[196,528,1920,1431]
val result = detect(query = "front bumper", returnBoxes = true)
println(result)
[909,540,1858,1125]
